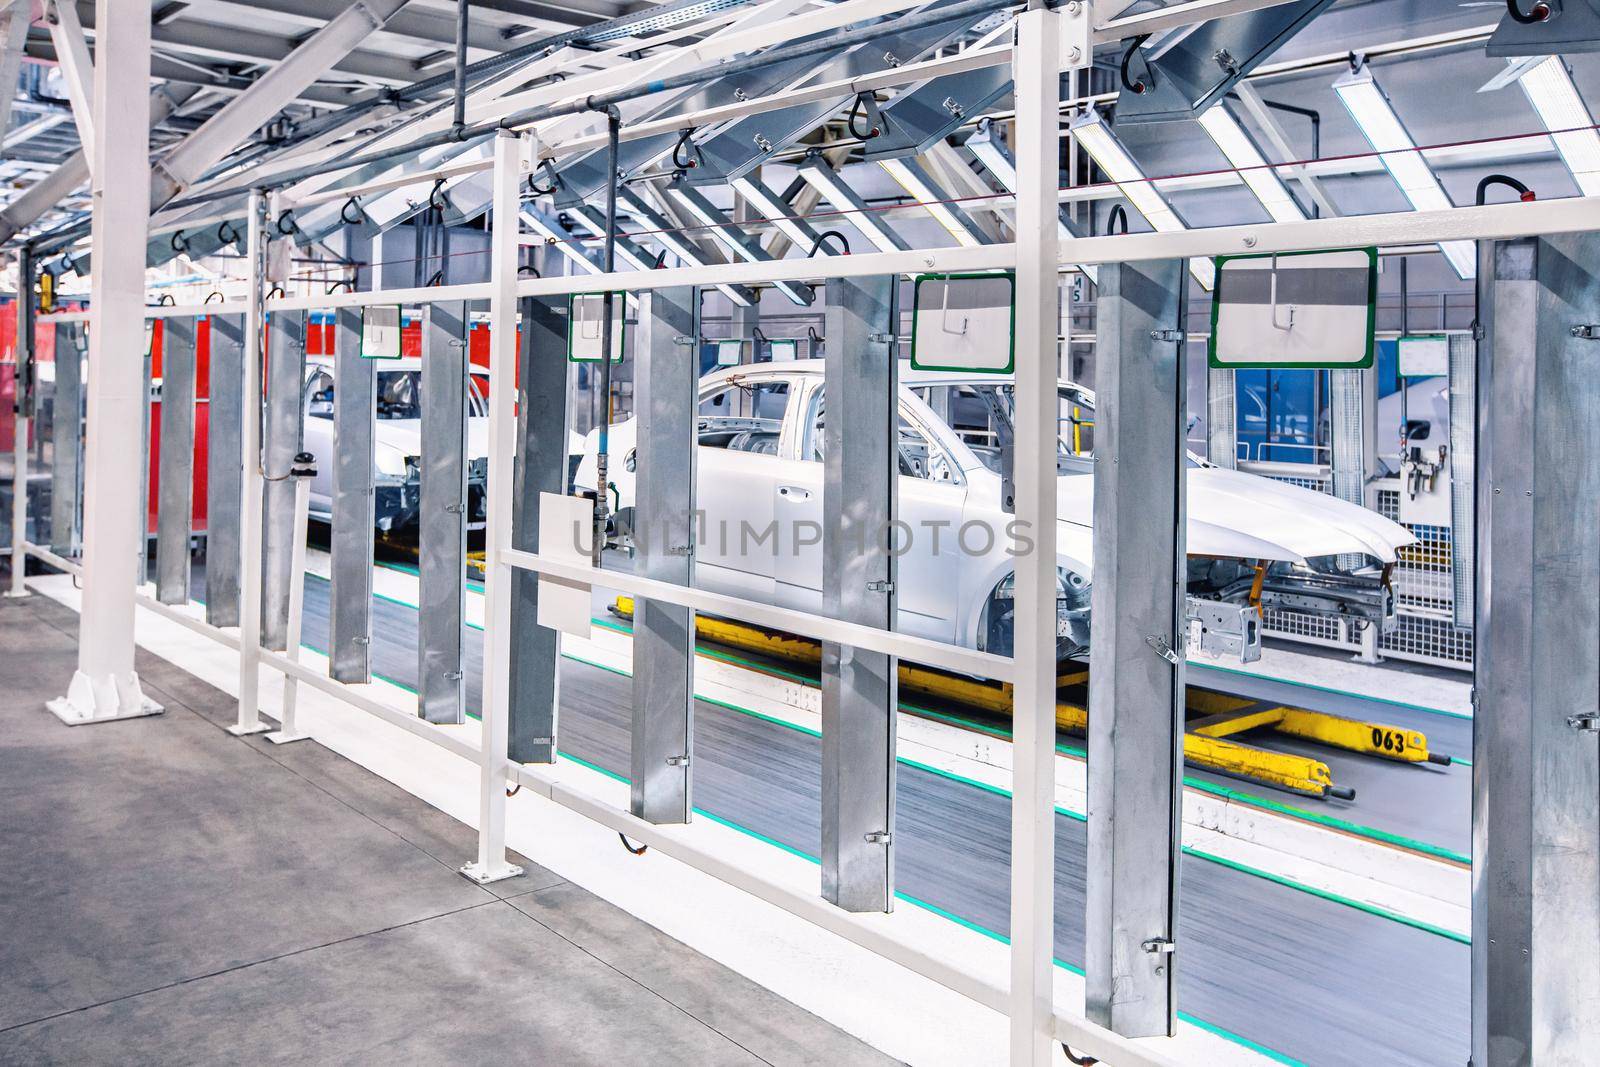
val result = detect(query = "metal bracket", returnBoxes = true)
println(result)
[1566,713,1600,731]
[866,579,894,594]
[666,754,692,767]
[444,502,465,514]
[869,331,896,344]
[663,544,694,557]
[1141,937,1176,955]
[1149,328,1184,343]
[1570,324,1600,340]
[754,133,773,152]
[673,335,698,347]
[1145,634,1182,665]
[864,830,893,845]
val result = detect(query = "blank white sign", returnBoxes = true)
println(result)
[1211,248,1375,369]
[361,305,403,359]
[536,492,594,639]
[1398,335,1449,377]
[569,293,625,363]
[911,273,1015,373]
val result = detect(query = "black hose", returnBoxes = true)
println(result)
[428,177,449,212]
[170,231,189,254]
[1506,0,1553,24]
[1107,204,1129,235]
[1475,173,1535,205]
[275,209,297,236]
[619,833,648,856]
[1119,34,1152,95]
[204,290,226,304]
[847,91,884,139]
[808,229,851,256]
[341,197,363,225]
[217,220,239,245]
[672,128,700,169]
[1062,1045,1098,1066]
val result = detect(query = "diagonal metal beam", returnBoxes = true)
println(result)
[0,87,199,246]
[148,0,412,209]
[47,0,97,176]
[0,3,30,149]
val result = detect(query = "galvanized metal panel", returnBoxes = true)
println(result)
[630,286,698,824]
[1471,234,1600,1067]
[48,322,82,554]
[508,297,569,764]
[205,313,245,628]
[206,313,246,627]
[155,315,197,604]
[418,300,469,725]
[1086,260,1187,1038]
[1447,333,1475,630]
[821,275,897,913]
[260,310,307,651]
[329,306,375,683]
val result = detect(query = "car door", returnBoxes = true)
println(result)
[773,382,967,642]
[693,377,793,604]
[302,365,336,519]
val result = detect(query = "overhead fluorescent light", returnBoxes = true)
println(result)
[966,125,1097,283]
[1067,111,1216,289]
[1515,56,1600,196]
[877,157,987,248]
[1332,64,1476,279]
[796,158,908,254]
[1196,105,1307,223]
[728,175,823,253]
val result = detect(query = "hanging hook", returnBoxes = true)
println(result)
[1269,254,1296,333]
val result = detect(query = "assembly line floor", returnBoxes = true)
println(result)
[0,593,892,1067]
[280,565,1467,1067]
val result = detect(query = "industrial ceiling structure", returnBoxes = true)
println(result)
[3,0,1597,300]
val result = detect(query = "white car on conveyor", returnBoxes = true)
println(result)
[575,361,1414,663]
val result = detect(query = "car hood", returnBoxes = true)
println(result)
[375,418,490,464]
[1056,464,1415,564]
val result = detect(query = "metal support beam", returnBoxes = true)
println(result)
[0,4,30,150]
[48,321,82,555]
[1328,369,1364,509]
[148,0,410,210]
[155,316,197,604]
[467,129,525,884]
[261,308,307,652]
[1471,232,1600,1066]
[232,193,271,735]
[205,314,245,628]
[328,306,374,683]
[47,0,160,724]
[1448,332,1474,630]
[1086,259,1187,1039]
[508,295,568,766]
[418,300,469,726]
[46,0,97,178]
[821,274,897,913]
[630,286,698,825]
[6,244,34,596]
[1007,6,1062,1064]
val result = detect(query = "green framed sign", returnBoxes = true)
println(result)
[568,292,625,363]
[360,305,404,359]
[910,271,1015,374]
[1208,246,1377,369]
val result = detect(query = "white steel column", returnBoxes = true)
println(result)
[47,0,161,725]
[231,192,270,736]
[1008,5,1062,1065]
[463,129,525,884]
[7,245,32,599]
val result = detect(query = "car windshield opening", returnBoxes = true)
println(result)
[909,383,1095,476]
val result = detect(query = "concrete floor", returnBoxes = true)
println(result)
[0,592,896,1067]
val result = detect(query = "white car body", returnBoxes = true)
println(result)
[300,355,492,531]
[575,361,1415,658]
